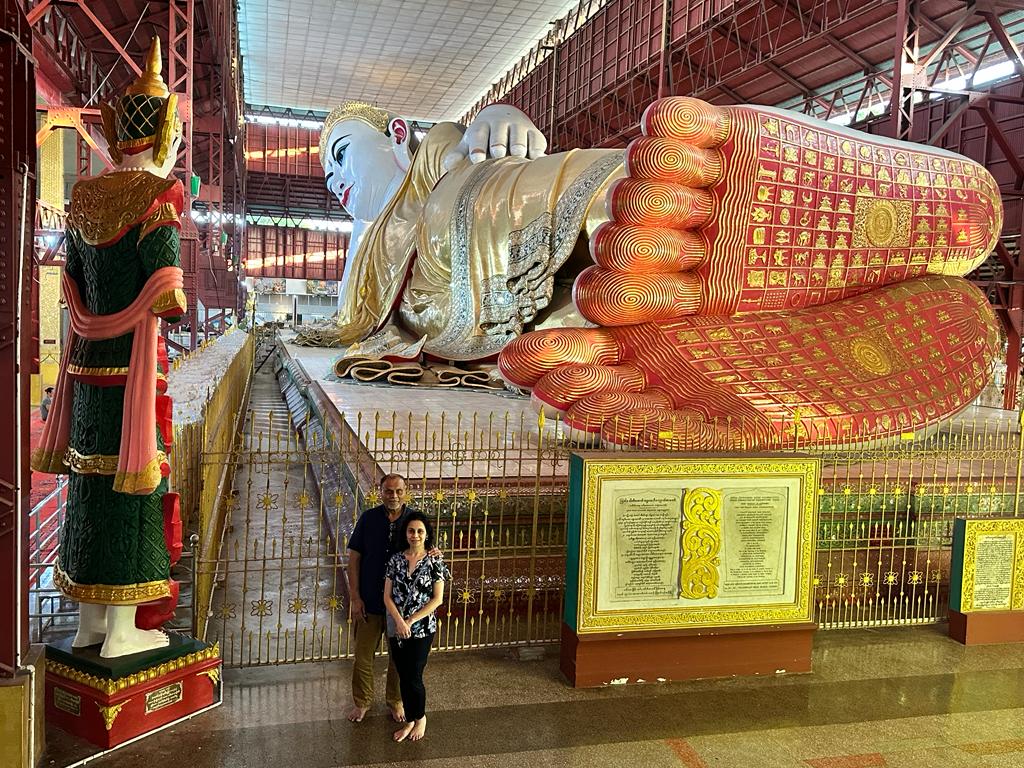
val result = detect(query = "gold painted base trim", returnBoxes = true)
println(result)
[46,644,221,696]
[54,561,171,605]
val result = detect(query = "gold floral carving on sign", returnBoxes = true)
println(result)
[680,487,722,599]
[851,198,911,249]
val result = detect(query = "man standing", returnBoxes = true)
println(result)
[40,387,54,421]
[346,472,409,723]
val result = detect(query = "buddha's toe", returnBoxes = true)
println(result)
[532,363,646,415]
[497,328,622,388]
[564,390,673,434]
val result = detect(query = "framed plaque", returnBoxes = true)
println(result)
[565,453,820,634]
[950,518,1024,614]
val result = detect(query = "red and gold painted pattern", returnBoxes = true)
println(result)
[498,96,1002,449]
[502,276,998,449]
[575,97,1002,327]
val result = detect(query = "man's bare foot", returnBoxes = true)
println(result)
[409,716,426,741]
[347,705,369,723]
[389,704,406,723]
[572,96,1000,328]
[393,722,415,742]
[499,277,999,448]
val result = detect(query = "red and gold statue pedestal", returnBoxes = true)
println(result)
[45,634,221,749]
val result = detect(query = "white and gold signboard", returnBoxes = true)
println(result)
[950,518,1024,613]
[565,453,820,634]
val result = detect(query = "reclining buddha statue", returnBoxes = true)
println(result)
[306,96,1003,448]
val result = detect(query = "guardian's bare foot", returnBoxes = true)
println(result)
[97,604,170,658]
[408,716,426,741]
[100,627,169,658]
[72,603,107,648]
[389,704,406,723]
[499,278,999,448]
[573,96,1000,327]
[393,722,415,742]
[347,705,369,723]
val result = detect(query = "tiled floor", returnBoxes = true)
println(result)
[47,626,1024,767]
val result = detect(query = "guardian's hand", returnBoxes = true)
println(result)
[443,104,547,171]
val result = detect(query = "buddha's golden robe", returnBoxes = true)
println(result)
[335,122,623,361]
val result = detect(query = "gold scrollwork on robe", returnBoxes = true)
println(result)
[679,487,723,599]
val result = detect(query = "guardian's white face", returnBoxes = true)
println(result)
[322,119,397,221]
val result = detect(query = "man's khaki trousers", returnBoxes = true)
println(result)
[351,613,402,710]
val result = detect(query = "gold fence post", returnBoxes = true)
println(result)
[524,410,545,644]
[1015,406,1024,518]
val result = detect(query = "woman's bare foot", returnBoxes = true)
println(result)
[393,722,415,742]
[346,705,369,723]
[408,716,426,741]
[389,704,406,723]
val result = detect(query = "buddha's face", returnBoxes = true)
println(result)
[322,118,397,221]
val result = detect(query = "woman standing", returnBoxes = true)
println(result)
[384,511,449,741]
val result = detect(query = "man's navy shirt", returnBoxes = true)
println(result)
[347,505,409,615]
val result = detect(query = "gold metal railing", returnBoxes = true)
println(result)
[169,330,255,638]
[199,401,1024,667]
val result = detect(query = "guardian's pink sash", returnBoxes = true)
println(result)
[31,266,184,495]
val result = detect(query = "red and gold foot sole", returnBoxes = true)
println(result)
[575,96,1003,326]
[500,276,999,449]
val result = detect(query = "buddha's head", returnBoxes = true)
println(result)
[319,101,414,221]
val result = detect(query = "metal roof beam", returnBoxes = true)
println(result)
[767,0,892,87]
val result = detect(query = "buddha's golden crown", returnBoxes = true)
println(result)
[319,101,390,165]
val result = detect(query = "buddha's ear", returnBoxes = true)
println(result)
[388,117,412,172]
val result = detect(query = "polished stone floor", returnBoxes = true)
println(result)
[47,625,1024,767]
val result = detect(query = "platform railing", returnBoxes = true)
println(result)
[197,397,1024,667]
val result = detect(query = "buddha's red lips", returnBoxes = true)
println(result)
[341,186,351,206]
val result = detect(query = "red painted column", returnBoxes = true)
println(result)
[0,0,36,675]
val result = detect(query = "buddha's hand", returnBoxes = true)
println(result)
[443,104,548,171]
